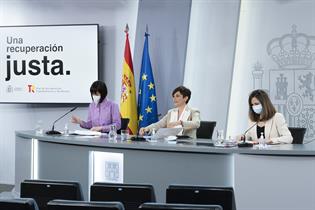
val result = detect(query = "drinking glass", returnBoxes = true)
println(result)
[35,120,43,135]
[120,129,129,141]
[214,129,224,146]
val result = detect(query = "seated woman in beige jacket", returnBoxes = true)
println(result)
[243,89,292,144]
[139,86,201,139]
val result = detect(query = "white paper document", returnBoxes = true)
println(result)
[151,127,183,139]
[72,130,102,136]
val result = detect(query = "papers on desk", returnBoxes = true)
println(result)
[165,136,177,141]
[267,141,281,145]
[71,130,102,136]
[143,128,182,143]
[165,136,177,144]
[152,127,183,139]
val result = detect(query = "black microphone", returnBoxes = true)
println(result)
[46,107,78,135]
[237,122,258,147]
[130,136,146,141]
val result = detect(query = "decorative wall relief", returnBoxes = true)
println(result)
[253,25,315,140]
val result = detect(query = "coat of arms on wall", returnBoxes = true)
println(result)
[253,25,315,140]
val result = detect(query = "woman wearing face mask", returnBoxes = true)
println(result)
[139,86,200,138]
[71,80,121,132]
[243,89,292,144]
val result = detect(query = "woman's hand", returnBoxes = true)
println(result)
[139,127,150,136]
[251,140,259,145]
[90,126,103,132]
[167,121,182,128]
[71,116,82,124]
[266,139,273,144]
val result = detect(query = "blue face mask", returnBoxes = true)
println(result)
[252,104,263,114]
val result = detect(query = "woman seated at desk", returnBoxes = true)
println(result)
[242,89,292,144]
[139,86,200,139]
[71,80,121,132]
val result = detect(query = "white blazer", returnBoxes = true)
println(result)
[145,106,201,138]
[246,112,293,144]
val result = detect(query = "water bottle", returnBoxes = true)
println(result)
[262,133,267,149]
[150,128,157,142]
[108,124,117,140]
[258,132,266,149]
[64,123,69,136]
[151,128,156,136]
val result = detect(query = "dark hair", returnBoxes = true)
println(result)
[172,86,191,104]
[90,80,108,104]
[248,89,276,122]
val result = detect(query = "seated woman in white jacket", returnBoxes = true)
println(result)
[139,86,201,139]
[243,89,293,144]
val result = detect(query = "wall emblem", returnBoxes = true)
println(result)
[253,25,315,140]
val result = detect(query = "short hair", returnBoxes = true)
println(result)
[90,80,108,104]
[248,89,276,122]
[172,86,191,104]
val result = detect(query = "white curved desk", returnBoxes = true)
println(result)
[15,131,315,210]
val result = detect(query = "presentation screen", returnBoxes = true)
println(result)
[0,24,98,103]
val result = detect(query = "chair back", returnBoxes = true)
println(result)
[118,118,130,134]
[47,200,124,210]
[90,183,155,210]
[0,198,39,210]
[121,118,130,130]
[139,202,222,210]
[20,179,83,210]
[166,185,235,210]
[288,127,306,144]
[196,121,216,139]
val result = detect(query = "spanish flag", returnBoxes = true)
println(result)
[120,24,138,134]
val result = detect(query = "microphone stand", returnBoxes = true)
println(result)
[131,113,159,141]
[237,122,258,148]
[131,115,146,141]
[46,107,78,135]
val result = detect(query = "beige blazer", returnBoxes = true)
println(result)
[145,106,201,138]
[246,112,293,144]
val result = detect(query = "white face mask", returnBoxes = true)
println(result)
[252,104,263,114]
[92,95,101,104]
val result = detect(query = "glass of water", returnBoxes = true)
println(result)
[120,129,129,141]
[35,120,43,135]
[214,129,224,146]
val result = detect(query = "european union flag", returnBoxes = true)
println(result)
[138,32,158,128]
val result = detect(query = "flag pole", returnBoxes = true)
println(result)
[120,23,138,135]
[125,23,129,34]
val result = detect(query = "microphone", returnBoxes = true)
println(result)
[237,122,258,147]
[46,107,78,135]
[130,136,146,141]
